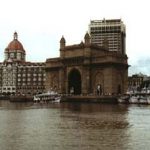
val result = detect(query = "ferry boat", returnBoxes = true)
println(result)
[33,91,61,103]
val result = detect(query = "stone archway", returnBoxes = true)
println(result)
[68,69,81,95]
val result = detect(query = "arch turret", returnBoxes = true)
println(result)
[84,32,91,46]
[60,36,66,49]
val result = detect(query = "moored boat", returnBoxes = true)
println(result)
[138,95,148,104]
[33,91,61,103]
[129,94,139,104]
[118,94,130,104]
[118,93,150,105]
[147,96,150,104]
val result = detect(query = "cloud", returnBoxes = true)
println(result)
[129,57,150,76]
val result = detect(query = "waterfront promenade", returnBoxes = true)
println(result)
[0,94,118,103]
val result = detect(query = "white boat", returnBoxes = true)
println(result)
[129,93,150,104]
[138,96,148,104]
[129,95,139,104]
[147,96,150,104]
[118,94,130,103]
[118,93,150,105]
[33,91,61,103]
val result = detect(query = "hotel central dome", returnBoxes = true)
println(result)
[8,40,24,52]
[5,32,26,62]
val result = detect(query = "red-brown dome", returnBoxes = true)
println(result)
[7,40,24,51]
[5,32,25,52]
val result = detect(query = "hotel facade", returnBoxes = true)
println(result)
[0,32,46,95]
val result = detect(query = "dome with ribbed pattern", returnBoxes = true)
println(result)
[4,32,26,62]
[5,32,25,52]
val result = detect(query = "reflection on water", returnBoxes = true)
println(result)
[0,100,150,150]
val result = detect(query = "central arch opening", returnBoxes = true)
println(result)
[68,69,81,95]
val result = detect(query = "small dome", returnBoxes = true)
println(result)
[5,32,25,52]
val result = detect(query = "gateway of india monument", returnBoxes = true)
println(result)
[45,19,129,95]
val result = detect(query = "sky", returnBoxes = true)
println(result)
[0,0,150,76]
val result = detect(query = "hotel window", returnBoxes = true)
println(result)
[23,78,26,81]
[10,53,14,58]
[18,68,22,72]
[27,78,31,81]
[33,83,36,86]
[28,68,31,71]
[38,74,42,77]
[3,68,6,72]
[23,74,26,77]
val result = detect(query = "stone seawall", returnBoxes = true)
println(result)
[61,95,118,103]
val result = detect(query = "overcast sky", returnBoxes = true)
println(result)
[0,0,150,75]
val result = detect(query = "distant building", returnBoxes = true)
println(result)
[128,74,144,92]
[0,32,46,95]
[89,19,126,54]
[128,73,150,93]
[45,32,128,95]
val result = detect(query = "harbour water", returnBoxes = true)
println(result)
[0,100,150,150]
